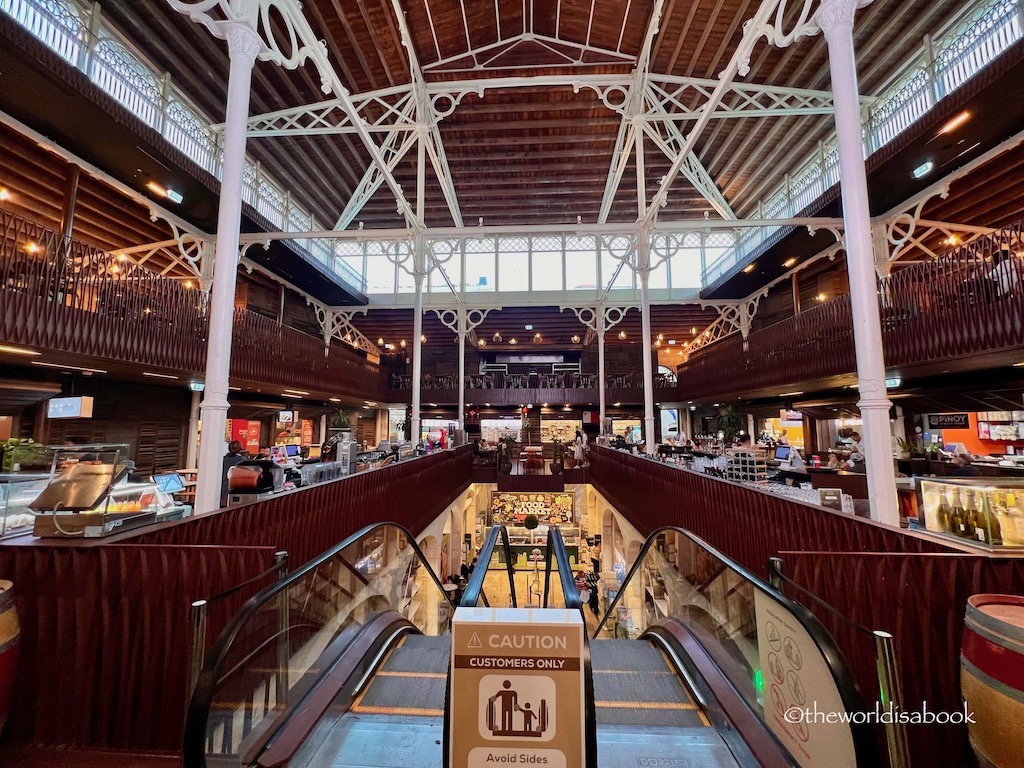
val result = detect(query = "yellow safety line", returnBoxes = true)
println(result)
[376,671,447,678]
[595,700,698,711]
[353,704,444,717]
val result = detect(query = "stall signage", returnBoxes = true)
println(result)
[450,607,585,768]
[245,421,261,454]
[753,589,857,767]
[780,409,803,421]
[489,492,574,526]
[927,413,969,429]
[47,396,93,419]
[301,419,314,446]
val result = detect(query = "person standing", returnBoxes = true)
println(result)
[221,440,247,507]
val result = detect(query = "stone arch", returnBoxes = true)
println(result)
[419,534,440,575]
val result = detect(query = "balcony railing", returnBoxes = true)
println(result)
[679,220,1024,399]
[0,210,384,398]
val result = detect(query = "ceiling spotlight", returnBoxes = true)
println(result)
[571,334,581,344]
[618,330,627,340]
[400,339,406,348]
[492,332,502,343]
[783,257,797,268]
[24,242,40,254]
[743,263,755,273]
[911,161,933,179]
[421,334,426,343]
[946,235,959,246]
[691,327,697,335]
[478,339,487,347]
[533,332,542,342]
[816,293,827,302]
[508,337,518,345]
[377,337,384,346]
[0,188,10,202]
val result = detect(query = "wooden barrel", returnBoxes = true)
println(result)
[961,594,1024,768]
[0,579,20,735]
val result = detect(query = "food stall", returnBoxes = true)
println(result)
[487,491,580,569]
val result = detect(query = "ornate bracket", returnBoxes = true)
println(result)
[685,297,762,358]
[313,305,379,356]
[561,304,635,340]
[879,185,991,267]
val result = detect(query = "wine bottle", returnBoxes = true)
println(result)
[1005,492,1024,546]
[964,491,981,543]
[950,490,966,537]
[983,491,1003,546]
[936,491,952,533]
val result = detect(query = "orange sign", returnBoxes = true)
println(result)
[245,421,261,454]
[301,419,314,447]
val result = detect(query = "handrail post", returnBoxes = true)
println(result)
[874,630,911,768]
[275,551,290,707]
[187,599,208,703]
[767,556,783,591]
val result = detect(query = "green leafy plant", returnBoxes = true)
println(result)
[2,438,47,472]
[714,405,746,445]
[895,437,914,454]
[329,409,351,429]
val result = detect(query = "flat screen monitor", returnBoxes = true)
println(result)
[152,472,185,494]
[944,443,966,455]
[306,446,321,460]
[774,446,791,461]
[285,444,300,457]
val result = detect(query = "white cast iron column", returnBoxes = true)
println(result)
[817,0,899,525]
[194,22,261,514]
[411,240,425,444]
[186,389,201,469]
[597,312,607,431]
[638,240,656,453]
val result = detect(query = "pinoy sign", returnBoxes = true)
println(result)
[927,413,970,429]
[450,607,585,768]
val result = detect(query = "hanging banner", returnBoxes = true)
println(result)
[301,419,314,446]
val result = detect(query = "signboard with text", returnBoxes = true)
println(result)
[301,419,314,446]
[753,589,856,767]
[488,492,575,526]
[927,413,969,429]
[450,607,585,768]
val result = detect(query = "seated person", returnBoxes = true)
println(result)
[951,452,982,476]
[826,452,840,469]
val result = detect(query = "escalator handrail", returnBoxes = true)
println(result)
[542,526,582,612]
[460,524,517,608]
[595,526,876,765]
[184,521,454,763]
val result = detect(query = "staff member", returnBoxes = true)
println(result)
[221,440,247,507]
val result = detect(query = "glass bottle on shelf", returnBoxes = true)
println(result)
[989,491,1011,545]
[949,490,966,538]
[936,490,952,533]
[1005,491,1024,546]
[981,491,1002,546]
[963,491,979,541]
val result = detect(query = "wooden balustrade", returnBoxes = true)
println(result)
[679,220,1024,400]
[0,209,386,399]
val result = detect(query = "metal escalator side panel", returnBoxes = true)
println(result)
[460,524,516,608]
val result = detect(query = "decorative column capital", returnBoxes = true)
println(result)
[224,20,263,63]
[814,0,872,38]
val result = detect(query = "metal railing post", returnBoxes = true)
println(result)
[767,556,783,591]
[187,598,208,702]
[275,551,290,707]
[874,630,911,768]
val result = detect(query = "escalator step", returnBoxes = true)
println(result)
[353,674,446,717]
[590,640,671,673]
[595,703,709,728]
[380,635,452,675]
[593,670,693,705]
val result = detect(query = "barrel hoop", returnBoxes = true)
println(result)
[968,736,999,768]
[0,589,14,613]
[961,656,1024,706]
[966,597,1024,644]
[0,633,18,655]
[965,616,1024,657]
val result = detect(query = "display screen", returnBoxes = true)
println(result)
[775,446,791,461]
[152,472,185,494]
[306,446,321,460]
[285,444,300,457]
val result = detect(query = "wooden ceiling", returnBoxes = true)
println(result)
[96,0,968,230]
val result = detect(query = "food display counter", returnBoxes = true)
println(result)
[916,476,1024,549]
[487,525,580,570]
[0,473,50,538]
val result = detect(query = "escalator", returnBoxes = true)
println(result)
[184,523,877,768]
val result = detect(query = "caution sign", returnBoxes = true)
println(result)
[451,607,585,768]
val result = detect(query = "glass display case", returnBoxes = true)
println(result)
[917,476,1024,549]
[0,473,51,538]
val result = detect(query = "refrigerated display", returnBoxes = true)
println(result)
[917,476,1024,549]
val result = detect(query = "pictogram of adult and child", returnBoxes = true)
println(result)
[486,680,550,737]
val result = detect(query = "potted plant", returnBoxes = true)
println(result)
[895,437,914,459]
[715,405,746,445]
[1,439,48,473]
[497,436,516,474]
[330,408,353,441]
